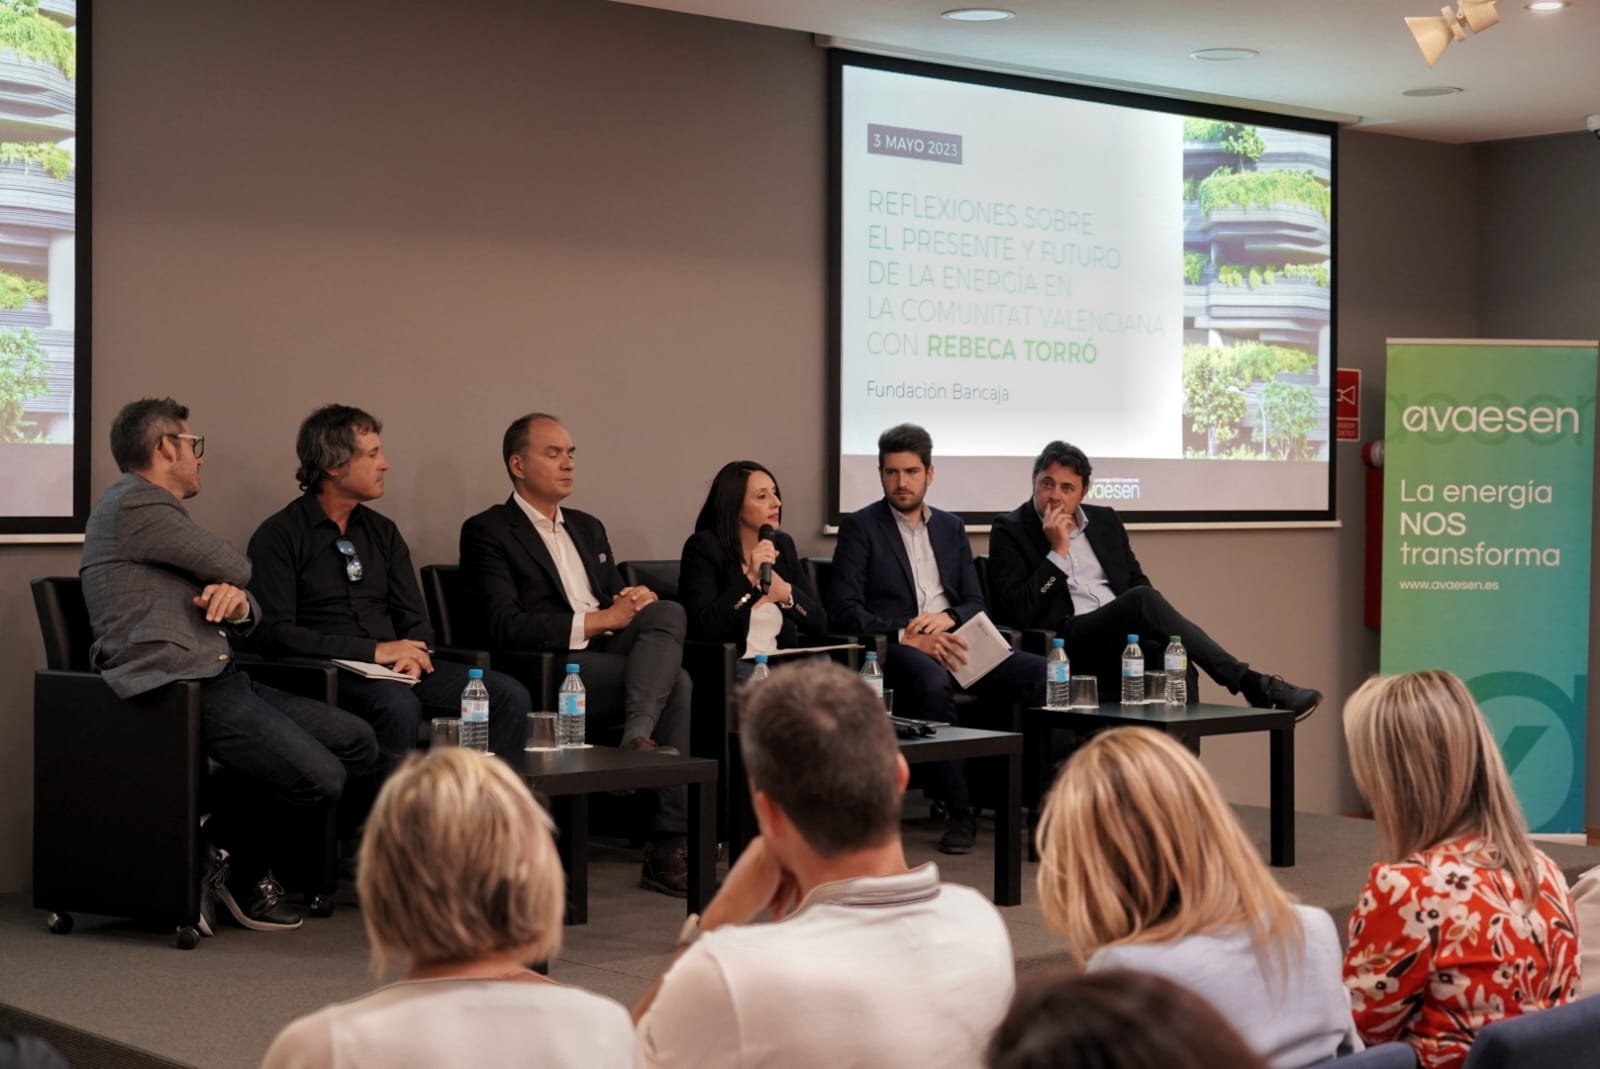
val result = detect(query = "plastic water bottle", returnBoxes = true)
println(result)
[558,663,586,748]
[1164,635,1188,707]
[460,668,490,752]
[859,651,884,699]
[1046,638,1071,707]
[750,654,771,682]
[1120,635,1145,705]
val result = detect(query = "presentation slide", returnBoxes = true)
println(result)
[834,55,1334,523]
[0,0,81,536]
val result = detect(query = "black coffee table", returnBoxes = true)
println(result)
[1025,702,1295,866]
[728,726,1024,906]
[518,746,718,922]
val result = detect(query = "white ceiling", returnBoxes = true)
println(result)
[615,0,1600,143]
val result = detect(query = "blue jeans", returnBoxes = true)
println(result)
[337,659,531,761]
[200,670,379,884]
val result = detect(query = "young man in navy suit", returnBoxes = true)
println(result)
[458,413,692,896]
[828,424,1045,854]
[987,440,1320,719]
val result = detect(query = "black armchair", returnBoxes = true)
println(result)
[620,559,735,762]
[419,564,555,712]
[620,559,741,840]
[803,555,1027,820]
[801,557,889,661]
[974,554,1053,655]
[621,558,862,839]
[30,576,338,948]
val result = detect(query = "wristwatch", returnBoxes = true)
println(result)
[676,912,704,949]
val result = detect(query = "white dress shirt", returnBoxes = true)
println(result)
[1043,505,1117,617]
[893,506,952,616]
[513,493,600,650]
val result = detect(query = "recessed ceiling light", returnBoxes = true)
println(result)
[1402,85,1464,97]
[1524,1,1569,11]
[941,8,1015,21]
[1190,48,1260,61]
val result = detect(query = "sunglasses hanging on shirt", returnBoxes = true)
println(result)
[335,538,364,582]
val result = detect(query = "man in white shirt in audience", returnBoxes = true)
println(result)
[632,659,1015,1068]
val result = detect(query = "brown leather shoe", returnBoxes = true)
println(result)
[640,836,689,898]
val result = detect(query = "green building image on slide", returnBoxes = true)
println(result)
[0,0,76,516]
[1180,119,1330,462]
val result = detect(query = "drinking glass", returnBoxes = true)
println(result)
[1069,675,1099,709]
[525,711,559,752]
[429,717,460,749]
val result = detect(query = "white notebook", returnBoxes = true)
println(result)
[948,611,1013,689]
[331,659,420,686]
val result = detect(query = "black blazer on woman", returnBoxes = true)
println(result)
[678,528,829,652]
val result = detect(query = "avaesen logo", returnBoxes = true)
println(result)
[1400,403,1580,437]
[1088,478,1140,501]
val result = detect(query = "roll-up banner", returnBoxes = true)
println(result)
[1381,339,1597,835]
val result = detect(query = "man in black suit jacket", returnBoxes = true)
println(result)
[988,441,1320,718]
[459,413,691,896]
[829,424,1045,855]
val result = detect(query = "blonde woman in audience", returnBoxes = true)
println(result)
[1036,727,1358,1068]
[1342,670,1579,1068]
[259,749,636,1069]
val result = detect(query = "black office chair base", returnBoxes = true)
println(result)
[48,910,204,951]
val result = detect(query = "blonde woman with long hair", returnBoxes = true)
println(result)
[1342,670,1579,1068]
[1036,727,1357,1068]
[260,749,636,1069]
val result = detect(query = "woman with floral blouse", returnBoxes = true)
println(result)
[1342,670,1580,1068]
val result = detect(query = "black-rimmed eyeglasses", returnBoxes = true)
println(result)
[335,538,364,582]
[167,433,205,458]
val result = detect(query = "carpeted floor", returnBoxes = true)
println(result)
[2,804,1596,1069]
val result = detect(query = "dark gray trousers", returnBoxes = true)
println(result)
[571,600,691,835]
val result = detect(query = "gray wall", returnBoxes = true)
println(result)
[0,0,1574,891]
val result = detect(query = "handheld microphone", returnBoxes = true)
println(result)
[757,524,775,594]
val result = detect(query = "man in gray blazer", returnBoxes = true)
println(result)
[81,398,379,933]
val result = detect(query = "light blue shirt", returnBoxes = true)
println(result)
[1041,505,1117,617]
[1088,905,1361,1068]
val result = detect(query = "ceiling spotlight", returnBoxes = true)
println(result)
[1524,1,1568,10]
[1405,1,1500,67]
[1190,48,1260,61]
[941,8,1016,21]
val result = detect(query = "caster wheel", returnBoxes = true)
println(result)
[46,912,73,935]
[929,801,949,822]
[305,894,335,918]
[175,925,201,950]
